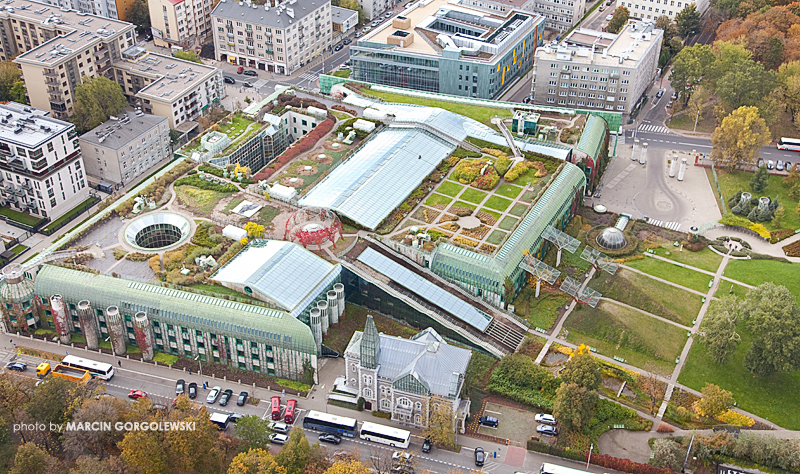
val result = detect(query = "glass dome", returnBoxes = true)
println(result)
[596,227,627,250]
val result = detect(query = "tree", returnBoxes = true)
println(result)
[10,442,62,474]
[696,383,735,418]
[711,106,771,169]
[304,444,333,474]
[503,276,515,303]
[244,221,265,238]
[638,362,666,416]
[698,296,742,365]
[173,50,203,63]
[234,415,273,450]
[655,16,678,40]
[652,439,684,471]
[73,76,128,132]
[741,282,800,375]
[772,206,786,226]
[751,164,770,193]
[366,448,394,474]
[607,6,629,34]
[422,395,456,450]
[127,0,151,35]
[560,353,600,390]
[228,448,287,474]
[676,4,701,37]
[69,456,117,474]
[0,61,21,102]
[63,395,130,457]
[324,461,372,474]
[686,85,709,129]
[169,129,182,146]
[670,44,715,104]
[552,383,598,431]
[274,427,311,474]
[337,0,367,26]
[9,81,26,104]
[763,37,785,70]
[776,61,800,128]
[715,61,776,110]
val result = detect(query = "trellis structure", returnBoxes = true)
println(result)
[576,286,602,307]
[559,276,582,298]
[580,247,618,275]
[519,251,561,297]
[542,225,581,266]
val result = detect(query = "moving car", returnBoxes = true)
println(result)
[421,438,432,453]
[223,76,236,84]
[242,82,253,87]
[605,14,613,20]
[343,38,352,45]
[479,416,499,427]
[243,70,257,77]
[656,90,664,98]
[537,424,558,436]
[392,451,413,463]
[36,362,50,377]
[207,386,222,403]
[237,66,244,74]
[176,379,185,395]
[535,413,557,425]
[474,447,485,467]
[188,382,197,399]
[5,362,27,372]
[319,433,342,444]
[128,390,148,399]
[237,391,249,406]
[219,389,234,406]
[270,433,289,444]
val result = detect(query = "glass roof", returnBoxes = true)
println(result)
[357,247,492,331]
[211,240,340,315]
[298,128,455,229]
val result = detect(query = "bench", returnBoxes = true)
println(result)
[534,327,548,334]
[612,424,626,429]
[613,356,627,363]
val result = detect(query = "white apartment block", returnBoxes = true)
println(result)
[79,109,170,186]
[358,0,397,20]
[458,0,585,32]
[0,103,89,220]
[149,0,215,49]
[531,20,663,114]
[36,0,121,19]
[211,0,332,75]
[620,0,708,20]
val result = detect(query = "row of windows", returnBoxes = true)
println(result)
[545,97,626,110]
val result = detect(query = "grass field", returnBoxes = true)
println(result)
[496,184,522,199]
[513,288,571,329]
[0,207,46,227]
[723,259,800,299]
[487,230,507,245]
[453,200,477,210]
[41,196,99,234]
[715,168,800,230]
[626,257,714,293]
[498,216,518,231]
[460,188,489,204]
[223,197,246,214]
[509,203,529,216]
[437,181,464,197]
[715,280,750,298]
[679,320,800,430]
[9,245,28,257]
[188,283,263,303]
[365,89,512,127]
[650,247,722,273]
[425,193,453,207]
[256,205,282,229]
[479,208,501,221]
[176,186,230,214]
[484,195,512,212]
[565,301,688,373]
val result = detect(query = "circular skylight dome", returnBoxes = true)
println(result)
[596,227,627,250]
[124,213,191,251]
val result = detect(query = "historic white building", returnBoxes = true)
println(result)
[344,316,472,430]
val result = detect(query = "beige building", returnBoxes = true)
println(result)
[78,109,170,187]
[531,20,662,114]
[211,0,332,75]
[148,0,216,49]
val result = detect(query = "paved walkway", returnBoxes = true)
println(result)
[703,227,800,263]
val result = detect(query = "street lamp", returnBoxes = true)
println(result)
[681,433,695,473]
[104,336,117,365]
[586,443,594,470]
[194,354,203,377]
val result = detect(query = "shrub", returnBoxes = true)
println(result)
[527,439,586,462]
[716,410,755,427]
[113,249,128,260]
[473,172,499,190]
[274,118,335,164]
[148,255,162,274]
[589,453,678,474]
[126,252,156,262]
[504,161,531,182]
[175,175,239,193]
[357,397,365,411]
[656,423,675,433]
[331,104,357,116]
[371,410,391,419]
[495,155,512,176]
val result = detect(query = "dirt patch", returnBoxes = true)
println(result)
[324,141,346,151]
[544,352,569,366]
[314,154,333,165]
[297,165,318,176]
[430,204,448,211]
[280,177,304,187]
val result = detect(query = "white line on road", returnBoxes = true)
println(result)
[678,142,711,148]
[484,410,502,415]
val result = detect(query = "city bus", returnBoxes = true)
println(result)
[540,463,593,474]
[61,355,114,380]
[359,421,411,449]
[271,396,282,420]
[777,137,800,152]
[284,399,297,424]
[302,410,358,437]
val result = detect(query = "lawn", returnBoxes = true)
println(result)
[332,70,351,78]
[460,188,488,205]
[625,257,714,293]
[498,216,518,231]
[496,184,523,199]
[425,193,453,207]
[0,207,46,227]
[565,300,689,373]
[188,283,263,304]
[723,259,800,299]
[366,89,512,127]
[486,230,507,245]
[715,281,750,298]
[650,247,722,273]
[331,110,352,121]
[176,186,230,214]
[509,203,529,217]
[715,168,800,230]
[591,269,701,326]
[436,181,464,197]
[9,244,28,257]
[679,320,800,430]
[325,303,419,353]
[41,196,100,234]
[218,113,259,152]
[513,288,571,330]
[256,205,282,229]
[484,195,513,212]
[223,197,246,214]
[453,200,477,210]
[479,208,502,221]
[508,167,543,187]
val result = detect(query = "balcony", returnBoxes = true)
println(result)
[227,32,234,38]
[43,71,58,78]
[266,49,273,54]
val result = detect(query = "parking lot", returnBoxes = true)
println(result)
[477,402,545,444]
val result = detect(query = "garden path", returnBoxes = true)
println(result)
[703,227,800,263]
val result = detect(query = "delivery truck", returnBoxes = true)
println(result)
[52,364,91,383]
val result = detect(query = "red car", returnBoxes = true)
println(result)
[237,66,244,74]
[128,390,148,399]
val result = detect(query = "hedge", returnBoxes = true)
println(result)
[527,439,587,462]
[590,454,679,474]
[174,175,239,193]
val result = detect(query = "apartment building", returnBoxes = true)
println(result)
[621,0,707,20]
[211,0,332,75]
[460,0,585,33]
[79,109,170,186]
[331,5,357,37]
[36,0,121,19]
[531,21,662,114]
[0,103,89,221]
[358,0,396,20]
[149,0,215,49]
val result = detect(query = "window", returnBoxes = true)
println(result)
[398,397,411,408]
[363,388,373,398]
[381,399,390,409]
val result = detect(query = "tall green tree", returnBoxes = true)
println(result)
[552,383,598,431]
[655,16,678,40]
[711,106,771,169]
[559,353,601,391]
[127,0,151,34]
[776,61,800,129]
[750,164,770,193]
[172,50,202,63]
[0,61,21,101]
[274,427,311,474]
[676,4,701,37]
[73,76,128,133]
[606,6,629,34]
[9,442,62,474]
[698,296,741,365]
[741,283,800,375]
[234,415,273,450]
[763,37,785,71]
[696,383,735,418]
[670,44,715,104]
[9,81,26,104]
[715,61,776,110]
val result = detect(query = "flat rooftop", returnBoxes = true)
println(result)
[10,0,134,67]
[79,109,167,150]
[0,103,73,148]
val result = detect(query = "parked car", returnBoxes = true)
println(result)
[223,76,236,84]
[605,14,613,20]
[385,11,393,17]
[392,451,413,463]
[237,66,244,74]
[334,43,344,51]
[535,413,557,425]
[343,38,352,45]
[479,416,498,427]
[229,413,244,423]
[777,160,784,171]
[671,92,678,100]
[758,159,765,168]
[474,447,485,467]
[319,433,342,444]
[269,421,290,434]
[176,379,185,395]
[768,160,775,169]
[656,90,664,98]
[363,26,372,32]
[207,386,221,403]
[421,438,432,453]
[128,390,148,399]
[536,424,558,436]
[270,433,289,444]
[237,391,248,406]
[219,389,233,406]
[355,32,363,37]
[188,382,197,399]
[5,362,26,372]
[339,65,351,70]
[786,162,793,171]
[606,0,612,5]
[243,70,257,77]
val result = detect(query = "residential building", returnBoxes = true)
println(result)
[530,21,663,114]
[148,0,215,49]
[358,0,396,20]
[331,5,357,38]
[344,315,472,430]
[211,0,333,75]
[0,103,89,221]
[36,0,121,19]
[78,109,170,187]
[620,0,708,20]
[351,0,545,100]
[460,0,585,33]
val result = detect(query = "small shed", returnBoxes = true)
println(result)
[307,106,328,119]
[222,225,248,242]
[353,119,376,133]
[270,183,298,202]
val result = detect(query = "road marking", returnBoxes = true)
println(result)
[484,409,502,415]
[678,142,711,148]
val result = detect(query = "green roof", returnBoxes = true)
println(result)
[33,265,317,353]
[576,115,609,160]
[576,110,621,133]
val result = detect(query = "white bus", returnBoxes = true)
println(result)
[302,410,358,437]
[540,463,592,474]
[61,355,115,380]
[777,137,800,152]
[359,421,411,449]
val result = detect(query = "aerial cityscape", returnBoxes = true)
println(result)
[0,0,799,472]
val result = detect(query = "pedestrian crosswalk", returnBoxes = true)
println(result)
[637,124,673,134]
[298,72,319,82]
[646,217,681,231]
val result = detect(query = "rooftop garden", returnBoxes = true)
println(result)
[179,112,262,158]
